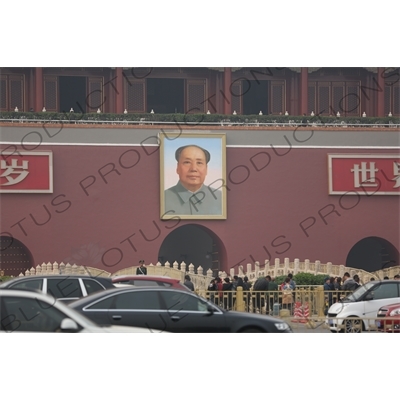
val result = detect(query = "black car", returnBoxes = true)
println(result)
[0,275,114,302]
[69,286,293,333]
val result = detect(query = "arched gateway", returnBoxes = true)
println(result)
[346,236,399,273]
[0,236,33,276]
[158,224,227,276]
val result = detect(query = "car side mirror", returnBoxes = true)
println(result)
[207,304,215,315]
[364,293,373,301]
[60,318,79,332]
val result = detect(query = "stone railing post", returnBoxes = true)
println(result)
[274,258,280,276]
[71,264,78,274]
[53,262,59,275]
[304,259,310,273]
[47,262,53,274]
[315,260,321,274]
[65,263,72,274]
[188,263,195,275]
[59,262,65,274]
[255,261,260,277]
[294,258,300,275]
[246,263,252,277]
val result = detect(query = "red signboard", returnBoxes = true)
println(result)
[328,154,400,195]
[0,151,53,193]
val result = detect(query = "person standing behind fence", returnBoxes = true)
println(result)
[216,277,223,306]
[323,276,334,314]
[342,272,358,291]
[242,276,251,312]
[232,275,239,290]
[281,277,294,314]
[334,276,343,301]
[222,277,233,309]
[184,275,195,291]
[267,277,278,314]
[253,276,269,313]
[208,279,217,303]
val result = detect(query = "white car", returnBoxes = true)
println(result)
[326,280,400,333]
[0,289,166,333]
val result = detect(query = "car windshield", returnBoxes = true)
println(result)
[340,282,375,302]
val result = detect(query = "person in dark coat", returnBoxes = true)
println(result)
[243,276,251,312]
[323,276,335,314]
[208,278,217,303]
[222,277,233,309]
[253,276,269,313]
[136,260,147,275]
[184,275,195,291]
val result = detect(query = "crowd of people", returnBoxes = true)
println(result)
[207,272,400,316]
[207,273,296,314]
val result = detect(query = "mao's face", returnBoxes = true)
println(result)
[176,146,208,192]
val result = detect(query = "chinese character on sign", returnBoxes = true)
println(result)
[351,162,378,188]
[0,159,29,186]
[393,162,400,188]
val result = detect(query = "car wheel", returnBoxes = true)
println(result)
[240,328,263,333]
[344,318,363,333]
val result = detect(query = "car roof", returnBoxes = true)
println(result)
[111,275,181,282]
[0,274,112,287]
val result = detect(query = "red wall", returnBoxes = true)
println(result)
[1,144,399,274]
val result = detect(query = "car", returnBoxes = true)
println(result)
[0,289,164,333]
[326,280,400,333]
[69,286,293,333]
[0,275,115,303]
[111,275,190,291]
[376,302,400,333]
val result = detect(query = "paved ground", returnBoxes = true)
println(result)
[284,317,330,333]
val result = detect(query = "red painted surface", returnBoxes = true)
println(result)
[0,152,52,192]
[0,144,399,275]
[329,155,400,194]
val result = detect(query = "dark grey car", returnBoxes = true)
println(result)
[69,286,293,333]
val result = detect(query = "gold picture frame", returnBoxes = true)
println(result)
[160,132,227,220]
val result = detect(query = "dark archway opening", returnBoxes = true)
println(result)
[147,78,184,113]
[346,236,399,272]
[59,76,86,114]
[0,236,34,276]
[158,224,225,277]
[242,80,269,115]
